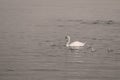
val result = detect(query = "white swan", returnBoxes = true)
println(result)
[65,35,86,50]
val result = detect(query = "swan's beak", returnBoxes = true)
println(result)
[65,36,67,39]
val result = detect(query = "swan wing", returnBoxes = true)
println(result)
[69,41,85,47]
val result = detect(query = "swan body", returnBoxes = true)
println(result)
[65,35,86,50]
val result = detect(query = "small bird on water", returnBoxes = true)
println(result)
[65,35,86,50]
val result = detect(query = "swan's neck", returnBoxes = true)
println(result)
[66,36,70,47]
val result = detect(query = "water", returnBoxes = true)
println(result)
[0,0,120,80]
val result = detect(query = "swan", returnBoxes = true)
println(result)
[65,35,86,50]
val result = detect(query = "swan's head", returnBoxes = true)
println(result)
[65,35,70,41]
[65,35,70,47]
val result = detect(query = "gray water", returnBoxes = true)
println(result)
[0,0,120,80]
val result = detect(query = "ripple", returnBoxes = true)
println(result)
[28,69,62,72]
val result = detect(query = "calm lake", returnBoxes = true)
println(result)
[0,0,120,80]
